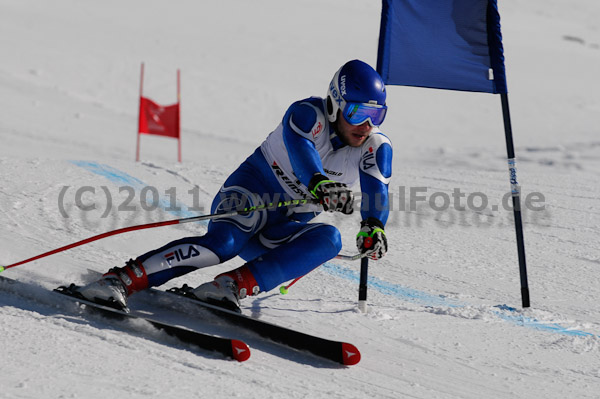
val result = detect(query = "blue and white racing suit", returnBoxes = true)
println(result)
[137,97,393,292]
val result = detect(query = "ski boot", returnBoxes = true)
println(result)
[192,265,260,312]
[76,259,148,311]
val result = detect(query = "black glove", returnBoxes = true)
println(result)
[356,217,388,260]
[308,173,354,214]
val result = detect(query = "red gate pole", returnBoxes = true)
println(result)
[136,62,145,162]
[177,69,182,162]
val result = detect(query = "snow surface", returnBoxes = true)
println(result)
[1,0,600,398]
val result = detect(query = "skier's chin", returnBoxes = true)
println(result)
[344,133,367,147]
[353,133,368,144]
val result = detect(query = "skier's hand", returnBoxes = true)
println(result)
[308,174,354,214]
[356,217,388,260]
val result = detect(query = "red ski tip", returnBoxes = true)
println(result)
[231,340,251,362]
[341,343,361,366]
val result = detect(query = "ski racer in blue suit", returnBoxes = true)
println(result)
[78,60,393,310]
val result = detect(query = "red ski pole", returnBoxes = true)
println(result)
[279,276,303,294]
[0,199,316,273]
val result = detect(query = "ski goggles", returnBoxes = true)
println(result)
[342,102,387,127]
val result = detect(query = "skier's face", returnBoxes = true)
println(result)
[336,111,372,147]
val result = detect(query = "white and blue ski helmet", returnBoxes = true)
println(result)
[326,59,387,126]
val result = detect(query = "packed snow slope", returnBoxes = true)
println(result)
[1,0,599,398]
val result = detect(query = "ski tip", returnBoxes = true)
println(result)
[341,343,361,366]
[231,339,251,362]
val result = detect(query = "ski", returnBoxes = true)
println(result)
[53,284,251,362]
[0,276,250,362]
[152,285,361,366]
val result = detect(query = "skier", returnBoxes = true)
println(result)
[78,59,393,310]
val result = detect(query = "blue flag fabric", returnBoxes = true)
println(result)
[377,0,507,94]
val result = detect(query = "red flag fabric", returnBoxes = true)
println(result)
[138,96,180,138]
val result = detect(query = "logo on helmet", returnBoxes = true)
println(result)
[340,75,347,96]
[330,81,343,109]
[329,82,338,99]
